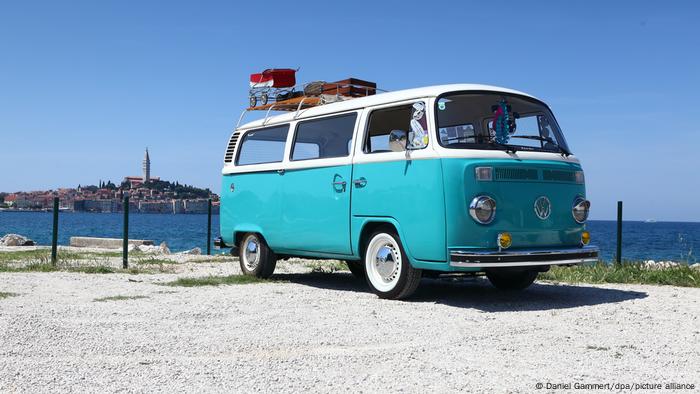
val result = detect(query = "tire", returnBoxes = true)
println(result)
[249,95,257,108]
[260,93,269,105]
[364,228,422,299]
[239,233,277,279]
[345,260,365,279]
[486,270,538,290]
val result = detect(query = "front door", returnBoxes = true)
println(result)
[280,112,358,255]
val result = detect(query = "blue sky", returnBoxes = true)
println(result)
[1,1,698,221]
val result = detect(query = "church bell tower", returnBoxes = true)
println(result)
[143,148,151,182]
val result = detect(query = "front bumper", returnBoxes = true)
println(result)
[450,246,598,268]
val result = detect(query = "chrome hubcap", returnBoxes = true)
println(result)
[374,244,399,282]
[243,237,259,271]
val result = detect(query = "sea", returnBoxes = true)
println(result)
[0,211,697,262]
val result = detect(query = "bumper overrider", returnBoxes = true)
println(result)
[450,246,599,268]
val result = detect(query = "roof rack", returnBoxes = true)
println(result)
[237,78,384,128]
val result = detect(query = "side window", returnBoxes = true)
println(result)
[235,125,289,166]
[365,102,428,153]
[291,113,357,160]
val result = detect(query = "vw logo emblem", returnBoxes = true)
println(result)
[534,196,551,220]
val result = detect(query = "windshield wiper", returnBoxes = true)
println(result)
[510,135,571,157]
[489,141,517,154]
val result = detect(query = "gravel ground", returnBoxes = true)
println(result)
[1,257,699,393]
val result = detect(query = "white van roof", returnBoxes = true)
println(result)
[236,83,539,130]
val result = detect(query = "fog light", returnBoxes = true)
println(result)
[498,232,512,249]
[581,231,591,246]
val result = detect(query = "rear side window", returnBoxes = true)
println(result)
[291,113,357,161]
[236,125,289,166]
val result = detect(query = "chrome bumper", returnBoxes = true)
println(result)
[450,246,599,268]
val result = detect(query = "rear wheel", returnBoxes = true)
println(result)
[345,260,364,279]
[239,233,277,279]
[486,270,538,290]
[364,229,422,299]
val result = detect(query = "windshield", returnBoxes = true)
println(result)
[436,93,570,154]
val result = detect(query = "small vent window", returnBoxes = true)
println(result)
[224,131,241,164]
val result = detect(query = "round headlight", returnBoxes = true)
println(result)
[572,197,590,223]
[469,196,496,224]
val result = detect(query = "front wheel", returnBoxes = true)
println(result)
[486,270,538,290]
[239,233,277,278]
[364,229,422,299]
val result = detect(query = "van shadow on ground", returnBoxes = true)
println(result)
[274,272,648,312]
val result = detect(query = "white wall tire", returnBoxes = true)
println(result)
[239,233,277,278]
[364,229,422,299]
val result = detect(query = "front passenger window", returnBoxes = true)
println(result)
[364,102,428,153]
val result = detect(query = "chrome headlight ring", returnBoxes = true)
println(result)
[572,196,591,224]
[469,195,497,225]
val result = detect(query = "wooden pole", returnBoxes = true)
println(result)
[207,198,212,256]
[123,194,129,269]
[616,201,623,264]
[51,197,59,265]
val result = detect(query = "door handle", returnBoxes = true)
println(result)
[353,177,367,188]
[332,181,347,186]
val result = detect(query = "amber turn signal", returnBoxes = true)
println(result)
[581,231,591,246]
[497,232,512,249]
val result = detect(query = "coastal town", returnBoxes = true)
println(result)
[0,149,219,214]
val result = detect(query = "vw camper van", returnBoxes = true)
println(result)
[216,84,598,299]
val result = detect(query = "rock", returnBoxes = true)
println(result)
[643,260,680,270]
[128,244,137,252]
[137,244,160,253]
[179,247,201,255]
[0,234,35,246]
[158,242,170,255]
[690,263,700,271]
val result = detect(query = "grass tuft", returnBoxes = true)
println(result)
[304,260,348,274]
[161,275,267,287]
[540,262,700,288]
[93,295,150,302]
[0,292,18,300]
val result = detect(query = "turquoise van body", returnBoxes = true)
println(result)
[221,158,586,272]
[218,84,597,280]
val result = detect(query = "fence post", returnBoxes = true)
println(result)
[616,201,623,265]
[207,198,212,256]
[51,197,59,265]
[123,194,129,269]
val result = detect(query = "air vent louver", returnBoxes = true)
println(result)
[494,168,539,181]
[542,169,576,182]
[223,131,241,164]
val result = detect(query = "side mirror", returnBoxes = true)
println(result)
[388,129,407,152]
